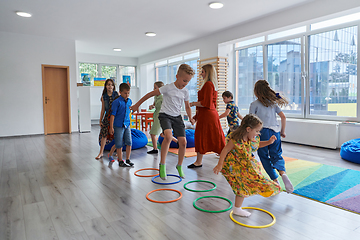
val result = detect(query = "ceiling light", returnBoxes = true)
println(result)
[16,11,32,17]
[113,48,121,52]
[145,32,156,37]
[209,2,223,9]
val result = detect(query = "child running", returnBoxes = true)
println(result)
[130,64,195,179]
[147,81,178,154]
[213,114,282,217]
[219,90,244,135]
[249,80,293,193]
[109,83,133,167]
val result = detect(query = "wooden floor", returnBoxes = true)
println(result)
[1,125,360,240]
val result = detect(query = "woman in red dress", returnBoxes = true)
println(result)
[188,64,225,168]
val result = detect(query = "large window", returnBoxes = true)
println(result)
[267,38,302,115]
[236,45,264,113]
[309,26,357,117]
[155,51,199,105]
[79,63,136,87]
[234,17,358,120]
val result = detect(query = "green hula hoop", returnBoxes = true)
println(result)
[184,180,217,192]
[193,196,233,213]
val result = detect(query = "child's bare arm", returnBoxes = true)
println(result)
[190,101,203,107]
[130,89,160,112]
[259,135,277,148]
[99,98,105,126]
[237,112,244,120]
[278,111,286,138]
[184,101,195,125]
[213,141,234,174]
[109,115,115,135]
[219,109,231,119]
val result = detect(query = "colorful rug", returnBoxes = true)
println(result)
[274,157,360,214]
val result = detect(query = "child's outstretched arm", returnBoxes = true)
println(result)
[213,141,235,174]
[109,115,115,135]
[237,112,244,120]
[278,111,286,138]
[259,135,277,148]
[219,109,231,119]
[184,100,195,125]
[130,89,160,113]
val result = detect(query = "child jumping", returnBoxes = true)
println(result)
[130,64,195,179]
[109,83,133,168]
[213,114,282,217]
[219,91,244,135]
[147,81,178,154]
[249,80,293,193]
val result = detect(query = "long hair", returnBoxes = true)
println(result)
[102,79,116,96]
[229,114,262,141]
[254,80,288,107]
[199,64,218,90]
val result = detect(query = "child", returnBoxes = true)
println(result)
[130,64,195,179]
[147,81,178,154]
[249,80,293,193]
[109,83,133,167]
[95,79,119,160]
[219,91,244,135]
[213,114,282,217]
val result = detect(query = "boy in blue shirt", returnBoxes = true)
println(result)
[109,83,133,167]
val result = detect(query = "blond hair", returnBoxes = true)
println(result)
[177,63,195,76]
[254,80,288,107]
[154,81,164,88]
[200,64,218,90]
[229,114,262,141]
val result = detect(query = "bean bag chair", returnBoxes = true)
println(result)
[100,129,148,151]
[158,129,195,148]
[340,138,360,164]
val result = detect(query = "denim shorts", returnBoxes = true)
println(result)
[114,126,132,149]
[158,113,185,137]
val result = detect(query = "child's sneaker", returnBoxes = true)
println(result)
[126,159,134,166]
[119,161,131,167]
[147,149,158,154]
[176,165,185,179]
[159,164,167,180]
[108,156,115,167]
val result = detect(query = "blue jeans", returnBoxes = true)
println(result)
[114,126,132,149]
[257,128,285,180]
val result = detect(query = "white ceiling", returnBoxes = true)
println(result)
[0,0,312,58]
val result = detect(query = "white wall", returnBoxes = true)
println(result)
[0,32,78,137]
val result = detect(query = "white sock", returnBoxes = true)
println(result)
[233,207,251,217]
[281,174,294,193]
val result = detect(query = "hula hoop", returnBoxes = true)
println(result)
[193,196,232,213]
[146,188,183,203]
[151,174,182,185]
[229,207,276,228]
[134,168,159,177]
[184,180,217,192]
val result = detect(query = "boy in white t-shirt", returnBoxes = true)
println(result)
[130,64,195,180]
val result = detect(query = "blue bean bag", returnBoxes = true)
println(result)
[340,138,360,164]
[158,129,195,148]
[100,129,148,151]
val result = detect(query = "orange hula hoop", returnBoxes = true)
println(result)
[146,189,183,203]
[134,168,159,177]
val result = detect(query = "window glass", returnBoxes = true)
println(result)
[79,63,98,86]
[236,45,264,113]
[119,66,136,86]
[309,26,357,117]
[235,36,265,48]
[311,12,360,31]
[155,66,167,83]
[101,65,117,86]
[268,26,306,41]
[267,38,302,115]
[185,59,198,104]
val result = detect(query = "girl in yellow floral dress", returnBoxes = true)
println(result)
[213,114,281,217]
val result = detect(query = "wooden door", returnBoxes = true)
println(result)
[42,65,71,135]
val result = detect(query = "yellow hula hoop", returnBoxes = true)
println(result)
[229,207,276,228]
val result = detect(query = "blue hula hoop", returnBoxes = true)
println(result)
[151,174,182,185]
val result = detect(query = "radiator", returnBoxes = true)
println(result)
[281,119,340,149]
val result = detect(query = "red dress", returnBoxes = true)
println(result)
[194,81,225,154]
